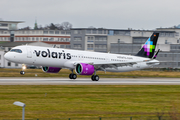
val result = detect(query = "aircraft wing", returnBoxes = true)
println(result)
[90,61,139,70]
[72,59,159,71]
[88,60,157,70]
[93,62,137,67]
[72,61,138,70]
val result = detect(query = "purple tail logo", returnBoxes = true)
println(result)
[143,38,155,56]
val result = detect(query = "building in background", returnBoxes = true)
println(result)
[0,21,24,42]
[70,28,108,52]
[13,29,71,48]
[0,21,71,48]
[155,27,180,68]
[0,21,23,30]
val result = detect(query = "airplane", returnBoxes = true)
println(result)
[4,32,160,81]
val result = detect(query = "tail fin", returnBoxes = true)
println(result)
[136,32,159,58]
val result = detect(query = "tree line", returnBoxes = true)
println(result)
[21,22,72,30]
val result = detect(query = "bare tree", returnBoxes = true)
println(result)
[38,25,43,30]
[61,22,72,30]
[44,24,50,30]
[49,23,57,30]
[30,22,72,30]
[21,26,31,30]
[55,23,63,30]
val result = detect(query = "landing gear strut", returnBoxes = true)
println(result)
[91,71,99,81]
[69,70,77,79]
[20,64,26,75]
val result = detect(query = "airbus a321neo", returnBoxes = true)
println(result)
[4,33,160,81]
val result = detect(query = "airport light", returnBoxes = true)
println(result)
[13,101,26,120]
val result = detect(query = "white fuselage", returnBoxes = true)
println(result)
[4,45,159,72]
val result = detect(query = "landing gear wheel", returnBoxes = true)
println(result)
[91,75,99,81]
[72,74,77,79]
[94,75,99,81]
[91,75,95,81]
[20,71,25,75]
[69,73,77,79]
[69,73,73,79]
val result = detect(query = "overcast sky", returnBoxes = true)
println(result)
[1,0,180,30]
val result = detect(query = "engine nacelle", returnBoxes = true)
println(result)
[75,63,94,75]
[42,66,61,73]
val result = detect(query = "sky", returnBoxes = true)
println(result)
[1,0,180,30]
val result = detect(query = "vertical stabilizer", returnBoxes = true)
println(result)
[136,33,159,58]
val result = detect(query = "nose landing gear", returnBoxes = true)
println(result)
[20,64,26,75]
[20,71,25,75]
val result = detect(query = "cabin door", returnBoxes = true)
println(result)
[27,47,32,58]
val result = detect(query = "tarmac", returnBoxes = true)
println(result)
[0,77,180,85]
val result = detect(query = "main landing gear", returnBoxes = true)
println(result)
[20,64,26,75]
[91,75,99,81]
[91,71,99,81]
[69,73,77,79]
[68,69,99,81]
[69,70,77,79]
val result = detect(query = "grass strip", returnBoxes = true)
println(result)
[0,85,180,119]
[1,68,180,78]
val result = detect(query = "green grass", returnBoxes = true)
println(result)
[0,41,8,44]
[0,85,180,119]
[1,68,180,78]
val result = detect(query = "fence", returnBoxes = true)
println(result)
[1,116,173,120]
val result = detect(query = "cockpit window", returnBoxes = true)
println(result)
[10,49,22,53]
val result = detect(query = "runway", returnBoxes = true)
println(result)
[0,77,180,85]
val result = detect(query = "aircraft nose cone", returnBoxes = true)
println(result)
[4,52,11,61]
